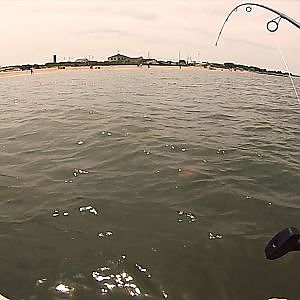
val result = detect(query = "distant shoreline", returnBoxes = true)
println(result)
[1,52,299,78]
[0,64,298,79]
[0,65,247,80]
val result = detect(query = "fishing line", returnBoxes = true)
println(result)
[215,2,300,262]
[272,36,300,105]
[215,2,300,106]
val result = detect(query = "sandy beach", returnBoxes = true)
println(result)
[0,66,93,79]
[0,64,247,79]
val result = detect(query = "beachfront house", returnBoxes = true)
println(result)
[108,54,129,62]
[142,58,158,65]
[107,54,143,65]
[75,58,90,64]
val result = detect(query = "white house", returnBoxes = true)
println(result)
[107,54,143,64]
[75,58,90,63]
[107,54,130,62]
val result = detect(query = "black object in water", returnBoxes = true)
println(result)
[265,227,300,260]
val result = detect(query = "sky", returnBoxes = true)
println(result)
[0,0,300,74]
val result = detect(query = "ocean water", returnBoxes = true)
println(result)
[0,66,299,300]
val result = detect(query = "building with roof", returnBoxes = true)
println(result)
[75,58,90,64]
[107,54,143,65]
[142,58,158,65]
[108,54,129,62]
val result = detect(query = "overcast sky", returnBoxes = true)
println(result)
[1,0,299,73]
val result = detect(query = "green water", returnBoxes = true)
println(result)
[0,67,299,300]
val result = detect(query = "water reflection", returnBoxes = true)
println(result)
[0,68,299,300]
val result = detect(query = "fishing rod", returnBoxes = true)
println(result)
[215,2,300,103]
[216,3,300,260]
[215,2,300,47]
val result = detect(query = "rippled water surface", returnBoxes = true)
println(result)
[0,66,299,300]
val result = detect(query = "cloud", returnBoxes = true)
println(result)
[0,0,299,73]
[218,36,275,50]
[83,3,159,22]
[78,28,130,37]
[118,9,158,21]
